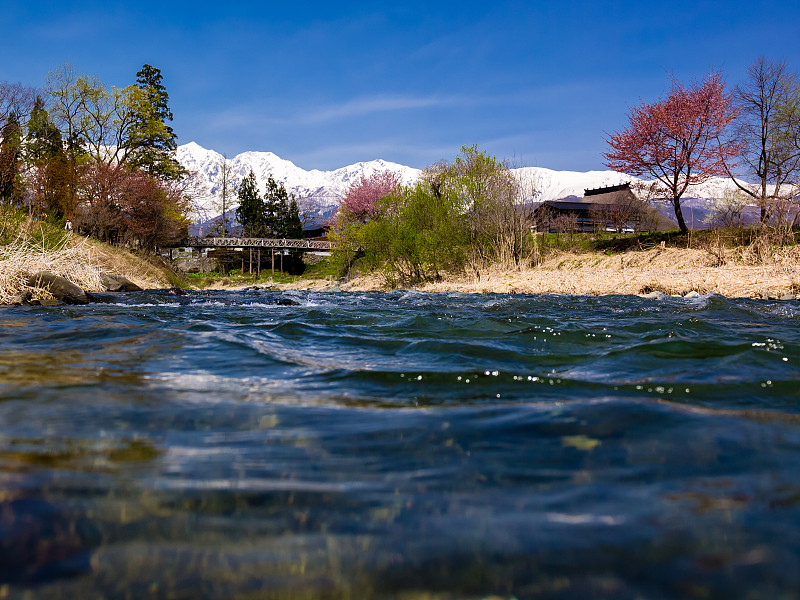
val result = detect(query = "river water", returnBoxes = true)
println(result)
[1,289,799,599]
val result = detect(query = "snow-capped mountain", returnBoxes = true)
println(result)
[513,167,633,202]
[513,166,748,204]
[177,142,421,223]
[177,142,745,223]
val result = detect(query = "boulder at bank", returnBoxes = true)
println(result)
[27,272,89,305]
[101,272,143,292]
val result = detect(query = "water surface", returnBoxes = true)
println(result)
[1,290,799,599]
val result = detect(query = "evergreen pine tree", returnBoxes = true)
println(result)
[263,174,289,237]
[0,113,23,204]
[235,170,264,236]
[26,96,63,162]
[283,196,304,239]
[128,64,182,180]
[26,97,71,218]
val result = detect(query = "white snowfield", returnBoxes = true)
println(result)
[177,142,748,222]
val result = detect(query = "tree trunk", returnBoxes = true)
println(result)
[672,197,689,234]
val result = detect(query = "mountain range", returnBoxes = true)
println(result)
[177,142,744,225]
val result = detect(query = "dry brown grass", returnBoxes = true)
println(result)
[0,224,172,304]
[336,245,800,299]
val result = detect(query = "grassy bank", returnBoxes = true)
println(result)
[185,257,339,289]
[301,227,800,299]
[403,245,800,298]
[0,207,183,304]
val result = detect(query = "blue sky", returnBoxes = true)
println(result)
[3,0,799,171]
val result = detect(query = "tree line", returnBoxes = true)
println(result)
[235,170,303,239]
[0,64,189,250]
[332,145,533,285]
[604,57,800,235]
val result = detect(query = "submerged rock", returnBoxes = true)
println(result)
[638,291,664,299]
[275,297,301,306]
[27,272,88,305]
[100,273,142,292]
[85,291,121,304]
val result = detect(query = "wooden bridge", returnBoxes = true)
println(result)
[173,237,333,251]
[166,236,334,276]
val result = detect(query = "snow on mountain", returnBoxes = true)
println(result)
[177,142,745,223]
[513,167,632,202]
[177,142,420,223]
[512,166,746,204]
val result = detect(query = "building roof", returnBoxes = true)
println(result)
[582,183,639,207]
[584,182,632,197]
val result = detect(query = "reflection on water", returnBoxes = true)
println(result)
[0,290,799,598]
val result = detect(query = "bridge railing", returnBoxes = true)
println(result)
[176,237,333,250]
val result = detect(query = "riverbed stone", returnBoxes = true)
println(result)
[639,291,664,299]
[762,290,789,300]
[85,291,121,304]
[684,291,701,298]
[275,297,301,306]
[100,272,142,292]
[27,272,89,305]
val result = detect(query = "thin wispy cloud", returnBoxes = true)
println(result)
[288,90,560,126]
[298,95,457,124]
[290,139,457,170]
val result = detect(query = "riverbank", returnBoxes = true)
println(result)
[0,223,177,305]
[269,245,800,300]
[3,218,798,303]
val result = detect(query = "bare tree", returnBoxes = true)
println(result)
[705,189,751,229]
[551,212,579,243]
[0,82,36,129]
[587,192,649,233]
[729,58,800,222]
[211,154,236,237]
[45,65,140,166]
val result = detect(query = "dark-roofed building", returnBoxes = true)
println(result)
[533,182,650,233]
[583,182,637,202]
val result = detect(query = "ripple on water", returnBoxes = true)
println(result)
[1,290,799,599]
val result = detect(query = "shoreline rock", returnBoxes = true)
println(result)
[18,271,146,306]
[100,273,143,293]
[27,272,89,305]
